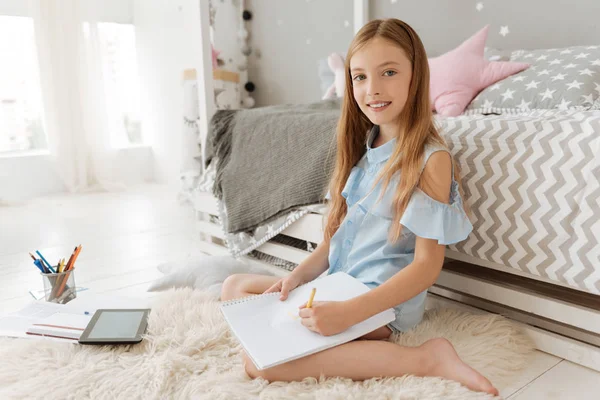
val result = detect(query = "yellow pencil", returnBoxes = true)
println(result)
[306,288,317,308]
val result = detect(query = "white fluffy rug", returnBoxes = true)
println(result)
[0,289,533,400]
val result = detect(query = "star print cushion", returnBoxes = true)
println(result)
[466,44,600,114]
[428,25,530,117]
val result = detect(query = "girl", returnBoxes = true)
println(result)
[221,18,498,396]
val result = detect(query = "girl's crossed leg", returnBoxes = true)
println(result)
[220,274,498,396]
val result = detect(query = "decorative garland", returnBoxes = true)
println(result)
[238,0,255,108]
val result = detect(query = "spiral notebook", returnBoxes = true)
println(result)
[220,272,396,370]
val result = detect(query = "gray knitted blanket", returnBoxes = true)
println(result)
[209,99,341,234]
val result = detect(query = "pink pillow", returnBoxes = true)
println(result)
[428,25,530,117]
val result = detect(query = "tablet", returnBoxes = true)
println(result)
[78,309,150,345]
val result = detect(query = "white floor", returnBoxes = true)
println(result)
[1,184,598,399]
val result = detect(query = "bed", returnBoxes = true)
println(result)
[186,0,600,372]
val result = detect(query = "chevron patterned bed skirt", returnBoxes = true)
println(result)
[441,110,600,295]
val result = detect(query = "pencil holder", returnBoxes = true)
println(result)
[41,270,77,304]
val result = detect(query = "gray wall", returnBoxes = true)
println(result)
[372,0,600,57]
[247,0,600,106]
[247,0,353,106]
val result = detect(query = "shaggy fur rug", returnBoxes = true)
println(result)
[0,289,533,399]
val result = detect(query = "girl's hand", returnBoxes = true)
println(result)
[263,274,303,300]
[298,301,353,336]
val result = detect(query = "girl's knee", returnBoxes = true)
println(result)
[221,274,245,300]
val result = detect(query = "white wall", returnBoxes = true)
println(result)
[133,0,202,188]
[372,0,600,55]
[246,0,354,106]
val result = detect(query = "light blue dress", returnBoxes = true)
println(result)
[326,126,473,332]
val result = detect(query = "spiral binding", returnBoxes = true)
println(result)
[220,291,279,307]
[220,279,317,307]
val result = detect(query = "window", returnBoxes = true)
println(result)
[0,14,143,153]
[96,22,143,147]
[0,16,47,154]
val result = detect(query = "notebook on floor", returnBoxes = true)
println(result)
[26,312,91,341]
[220,272,395,370]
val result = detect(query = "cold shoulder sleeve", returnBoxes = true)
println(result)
[399,148,473,245]
[399,181,473,245]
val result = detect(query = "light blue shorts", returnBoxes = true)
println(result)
[386,305,424,334]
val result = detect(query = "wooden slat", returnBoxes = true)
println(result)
[353,0,368,34]
[196,220,224,239]
[213,69,240,83]
[445,261,600,311]
[429,285,600,347]
[256,242,310,265]
[281,213,324,243]
[195,0,217,171]
[197,240,230,256]
[182,68,197,81]
[193,191,219,215]
[436,269,600,333]
[182,68,240,83]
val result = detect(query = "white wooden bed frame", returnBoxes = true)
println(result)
[190,0,600,372]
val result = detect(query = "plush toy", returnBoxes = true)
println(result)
[322,52,346,100]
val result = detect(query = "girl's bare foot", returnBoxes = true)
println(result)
[423,338,499,396]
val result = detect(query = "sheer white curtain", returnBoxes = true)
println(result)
[28,0,126,192]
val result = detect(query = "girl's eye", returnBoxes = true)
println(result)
[383,70,397,77]
[353,74,366,82]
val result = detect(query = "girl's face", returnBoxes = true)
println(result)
[350,37,413,128]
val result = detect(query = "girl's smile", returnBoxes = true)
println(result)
[367,101,392,112]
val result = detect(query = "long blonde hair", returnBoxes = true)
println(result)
[324,18,466,243]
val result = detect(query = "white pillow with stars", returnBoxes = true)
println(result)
[466,44,600,114]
